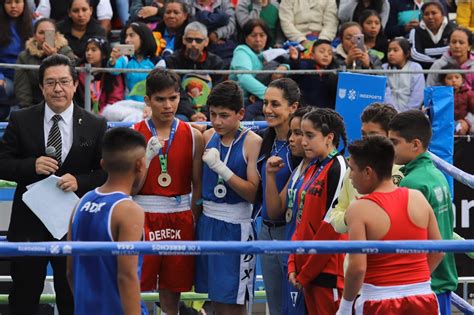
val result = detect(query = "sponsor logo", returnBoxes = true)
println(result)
[348,89,357,101]
[338,88,347,99]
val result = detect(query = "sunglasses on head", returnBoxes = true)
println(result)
[184,37,205,44]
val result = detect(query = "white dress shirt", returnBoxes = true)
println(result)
[44,103,74,164]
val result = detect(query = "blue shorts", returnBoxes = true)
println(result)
[281,265,306,315]
[436,291,451,315]
[195,214,256,305]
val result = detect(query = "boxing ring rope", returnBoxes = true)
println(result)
[0,240,473,256]
[0,241,473,313]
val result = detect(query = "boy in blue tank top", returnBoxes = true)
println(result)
[67,128,148,315]
[195,81,262,314]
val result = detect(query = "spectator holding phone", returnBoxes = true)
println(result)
[334,22,382,70]
[109,21,158,103]
[15,18,76,109]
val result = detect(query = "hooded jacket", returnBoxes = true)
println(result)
[454,85,474,122]
[14,34,76,108]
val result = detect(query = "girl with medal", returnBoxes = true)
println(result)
[132,69,205,315]
[196,81,262,313]
[265,106,313,315]
[256,78,300,315]
[288,108,348,315]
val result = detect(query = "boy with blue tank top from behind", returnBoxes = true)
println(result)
[67,128,148,315]
[195,81,262,315]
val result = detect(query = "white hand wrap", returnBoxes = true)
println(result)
[202,148,234,181]
[336,298,354,315]
[145,136,162,169]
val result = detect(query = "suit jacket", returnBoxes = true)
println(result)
[0,103,108,241]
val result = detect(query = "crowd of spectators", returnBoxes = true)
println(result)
[0,0,473,134]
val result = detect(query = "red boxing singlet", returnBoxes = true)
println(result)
[360,187,431,287]
[133,119,194,196]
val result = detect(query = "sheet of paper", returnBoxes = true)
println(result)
[22,175,79,240]
[262,48,288,62]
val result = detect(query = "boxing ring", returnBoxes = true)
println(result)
[0,64,473,313]
[0,120,474,313]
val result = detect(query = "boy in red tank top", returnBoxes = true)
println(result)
[133,69,204,315]
[337,136,444,315]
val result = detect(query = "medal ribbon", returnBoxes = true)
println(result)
[147,118,178,175]
[216,126,246,185]
[297,149,338,213]
[287,161,306,210]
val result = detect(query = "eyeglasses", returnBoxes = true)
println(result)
[43,79,73,88]
[184,37,205,44]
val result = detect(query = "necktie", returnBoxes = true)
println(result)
[47,114,62,166]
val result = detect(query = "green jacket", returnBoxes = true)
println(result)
[400,152,458,294]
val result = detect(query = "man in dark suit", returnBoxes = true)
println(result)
[0,54,107,314]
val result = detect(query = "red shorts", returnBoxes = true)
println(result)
[140,209,195,292]
[355,282,439,314]
[305,285,342,315]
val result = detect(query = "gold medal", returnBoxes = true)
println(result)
[158,173,172,187]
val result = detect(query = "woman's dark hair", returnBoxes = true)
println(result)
[358,0,384,13]
[289,106,313,126]
[34,18,57,34]
[164,0,188,15]
[338,21,362,39]
[67,0,92,10]
[241,18,271,50]
[121,21,157,59]
[449,26,473,47]
[0,0,33,47]
[303,108,348,154]
[267,78,301,106]
[358,9,382,31]
[421,0,445,15]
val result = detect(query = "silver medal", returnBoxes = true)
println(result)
[158,173,172,187]
[214,184,227,198]
[285,208,293,223]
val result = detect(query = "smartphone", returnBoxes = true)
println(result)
[352,34,365,52]
[45,30,55,48]
[115,44,135,56]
